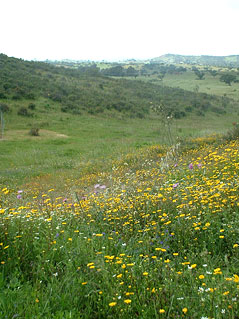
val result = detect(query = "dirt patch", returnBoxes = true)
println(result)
[1,129,68,140]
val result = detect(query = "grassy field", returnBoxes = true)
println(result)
[128,68,239,101]
[1,57,239,318]
[1,134,239,318]
[1,95,237,189]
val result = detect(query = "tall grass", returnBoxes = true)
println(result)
[1,136,239,318]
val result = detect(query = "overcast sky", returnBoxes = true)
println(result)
[1,0,239,61]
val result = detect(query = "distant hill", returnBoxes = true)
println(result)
[151,54,239,67]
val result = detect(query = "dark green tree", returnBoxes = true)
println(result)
[220,73,237,86]
[193,68,205,80]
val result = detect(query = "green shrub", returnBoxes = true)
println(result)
[28,103,36,110]
[29,128,40,136]
[0,103,10,112]
[17,107,31,117]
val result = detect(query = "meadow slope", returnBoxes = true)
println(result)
[1,136,239,318]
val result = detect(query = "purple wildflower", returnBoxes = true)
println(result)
[173,183,179,189]
[99,185,106,189]
[188,163,193,169]
[94,184,100,189]
[197,163,202,168]
[17,195,22,199]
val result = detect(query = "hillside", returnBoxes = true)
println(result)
[0,54,234,121]
[1,53,238,188]
[151,54,239,67]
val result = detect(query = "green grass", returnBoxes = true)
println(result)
[1,95,238,188]
[129,69,239,101]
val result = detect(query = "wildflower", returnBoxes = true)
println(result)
[124,299,131,304]
[109,302,117,307]
[182,308,188,314]
[189,264,197,269]
[143,272,148,276]
[35,298,39,303]
[188,163,193,169]
[199,275,205,280]
[159,309,165,313]
[173,183,179,189]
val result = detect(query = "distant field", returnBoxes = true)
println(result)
[126,68,239,101]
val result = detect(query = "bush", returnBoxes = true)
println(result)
[224,123,239,141]
[28,103,36,110]
[0,103,10,112]
[17,107,30,117]
[29,128,40,136]
[0,92,7,99]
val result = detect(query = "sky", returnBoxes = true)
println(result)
[0,0,239,61]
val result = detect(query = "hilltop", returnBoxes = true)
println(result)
[151,54,239,67]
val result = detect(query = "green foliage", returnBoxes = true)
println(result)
[29,127,40,136]
[192,67,205,80]
[0,54,232,119]
[17,107,31,117]
[0,103,10,112]
[28,103,36,110]
[223,123,239,141]
[220,73,237,86]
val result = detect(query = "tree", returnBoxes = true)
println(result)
[208,69,217,77]
[193,68,205,80]
[158,71,166,81]
[220,73,237,86]
[126,66,138,78]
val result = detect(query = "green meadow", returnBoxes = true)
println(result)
[1,55,239,318]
